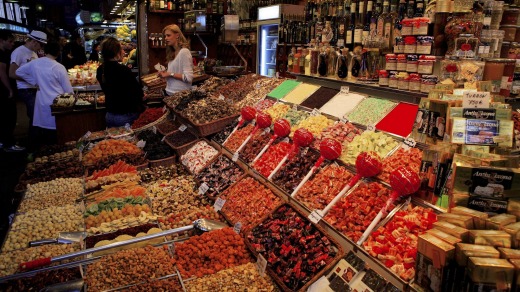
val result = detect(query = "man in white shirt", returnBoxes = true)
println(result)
[9,30,46,151]
[16,41,73,148]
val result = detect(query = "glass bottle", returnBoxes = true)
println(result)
[300,48,307,74]
[305,47,312,75]
[328,46,339,76]
[287,47,296,73]
[318,47,328,76]
[337,47,349,79]
[455,33,479,58]
[293,48,301,74]
[354,0,364,45]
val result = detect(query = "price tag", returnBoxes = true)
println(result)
[311,108,321,116]
[124,123,131,130]
[340,117,348,124]
[256,83,261,89]
[219,94,225,101]
[308,210,324,224]
[162,106,167,113]
[401,137,417,150]
[292,104,298,111]
[282,137,290,143]
[179,124,187,132]
[136,140,147,148]
[366,124,376,132]
[262,127,270,135]
[234,222,242,234]
[198,183,209,195]
[340,86,349,94]
[463,91,490,108]
[256,254,267,277]
[151,126,157,134]
[83,131,92,139]
[232,152,239,162]
[213,197,226,212]
[161,135,166,142]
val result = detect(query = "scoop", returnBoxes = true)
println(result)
[356,166,421,245]
[268,128,314,180]
[28,232,87,247]
[233,112,273,157]
[308,151,383,223]
[290,138,342,197]
[18,219,227,271]
[252,119,291,163]
[223,106,257,144]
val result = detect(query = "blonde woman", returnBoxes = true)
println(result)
[158,24,193,95]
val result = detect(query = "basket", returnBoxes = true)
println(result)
[194,154,246,200]
[156,119,181,136]
[182,113,240,137]
[164,131,200,157]
[149,155,176,168]
[132,108,170,133]
[244,203,343,292]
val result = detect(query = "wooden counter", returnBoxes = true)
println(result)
[52,107,106,144]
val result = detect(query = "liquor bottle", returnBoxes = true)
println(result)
[305,0,314,22]
[482,1,491,29]
[354,0,364,45]
[371,0,382,35]
[337,2,346,47]
[383,0,398,50]
[397,0,406,21]
[346,0,355,50]
[406,0,415,19]
[168,0,173,10]
[363,0,373,40]
[337,48,348,79]
[159,0,165,9]
[377,0,389,39]
[414,0,424,16]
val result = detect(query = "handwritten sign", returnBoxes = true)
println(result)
[233,222,242,234]
[256,254,267,276]
[366,124,376,132]
[340,86,349,94]
[308,210,324,224]
[179,124,187,132]
[198,183,209,195]
[463,91,490,108]
[213,198,226,212]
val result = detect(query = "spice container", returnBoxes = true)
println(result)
[502,8,520,25]
[397,72,410,90]
[388,71,398,88]
[385,54,397,70]
[483,58,508,93]
[418,55,436,74]
[501,25,518,42]
[490,1,504,29]
[421,75,438,93]
[407,54,419,72]
[404,36,417,54]
[397,54,407,71]
[455,33,479,58]
[500,59,516,96]
[409,73,421,91]
[414,18,430,35]
[416,36,434,55]
[379,70,389,86]
[401,18,414,36]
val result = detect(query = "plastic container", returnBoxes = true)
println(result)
[455,33,479,58]
[397,54,407,71]
[379,70,389,86]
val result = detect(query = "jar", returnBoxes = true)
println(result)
[310,48,319,75]
[418,55,436,74]
[389,71,398,88]
[386,54,398,70]
[501,41,512,58]
[409,73,421,91]
[480,30,495,58]
[413,18,430,35]
[441,58,459,81]
[416,36,434,55]
[379,70,389,86]
[502,9,520,25]
[421,75,438,93]
[445,14,477,55]
[490,1,504,30]
[509,42,520,59]
[394,37,405,53]
[500,59,516,96]
[483,58,508,93]
[454,33,478,58]
[406,55,419,72]
[397,54,407,71]
[493,30,506,57]
[397,73,410,90]
[501,25,518,42]
[401,19,414,36]
[404,36,417,54]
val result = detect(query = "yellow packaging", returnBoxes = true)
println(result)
[437,213,474,229]
[467,257,514,284]
[455,243,499,266]
[469,230,512,248]
[433,221,469,242]
[426,228,462,246]
[417,233,455,268]
[486,213,517,230]
[450,206,489,229]
[503,222,520,248]
[498,247,520,259]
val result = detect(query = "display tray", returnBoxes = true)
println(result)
[164,130,200,157]
[148,155,176,168]
[194,154,246,201]
[131,108,170,133]
[175,111,240,137]
[156,119,181,136]
[244,203,343,292]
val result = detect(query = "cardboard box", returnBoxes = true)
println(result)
[467,257,514,285]
[469,230,512,248]
[415,252,458,292]
[499,247,520,260]
[433,221,469,242]
[418,233,456,268]
[502,222,520,248]
[437,213,474,229]
[487,213,517,230]
[456,243,499,267]
[510,259,520,292]
[450,206,489,229]
[426,228,462,246]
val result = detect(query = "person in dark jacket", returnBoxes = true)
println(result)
[89,42,100,62]
[96,37,144,128]
[63,33,87,69]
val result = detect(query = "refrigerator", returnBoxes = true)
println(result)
[257,4,304,77]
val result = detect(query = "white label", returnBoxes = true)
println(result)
[463,92,491,108]
[219,94,225,101]
[282,137,290,143]
[179,124,187,132]
[214,197,226,211]
[308,210,324,224]
[162,106,167,113]
[340,117,348,124]
[234,222,242,234]
[366,124,376,132]
[124,123,131,130]
[340,86,349,94]
[151,126,157,134]
[161,136,166,142]
[136,140,146,148]
[198,183,209,195]
[311,108,321,116]
[83,131,92,139]
[256,254,267,276]
[232,152,239,162]
[354,29,362,43]
[346,31,353,44]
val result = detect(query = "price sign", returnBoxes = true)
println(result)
[463,91,490,108]
[256,254,267,277]
[435,83,455,92]
[83,131,92,139]
[214,197,226,212]
[308,210,324,224]
[340,117,348,124]
[311,108,321,116]
[219,94,225,101]
[179,124,187,132]
[198,183,209,195]
[136,140,147,148]
[232,152,239,162]
[151,126,157,134]
[340,86,349,94]
[401,137,417,150]
[234,222,242,234]
[366,124,376,132]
